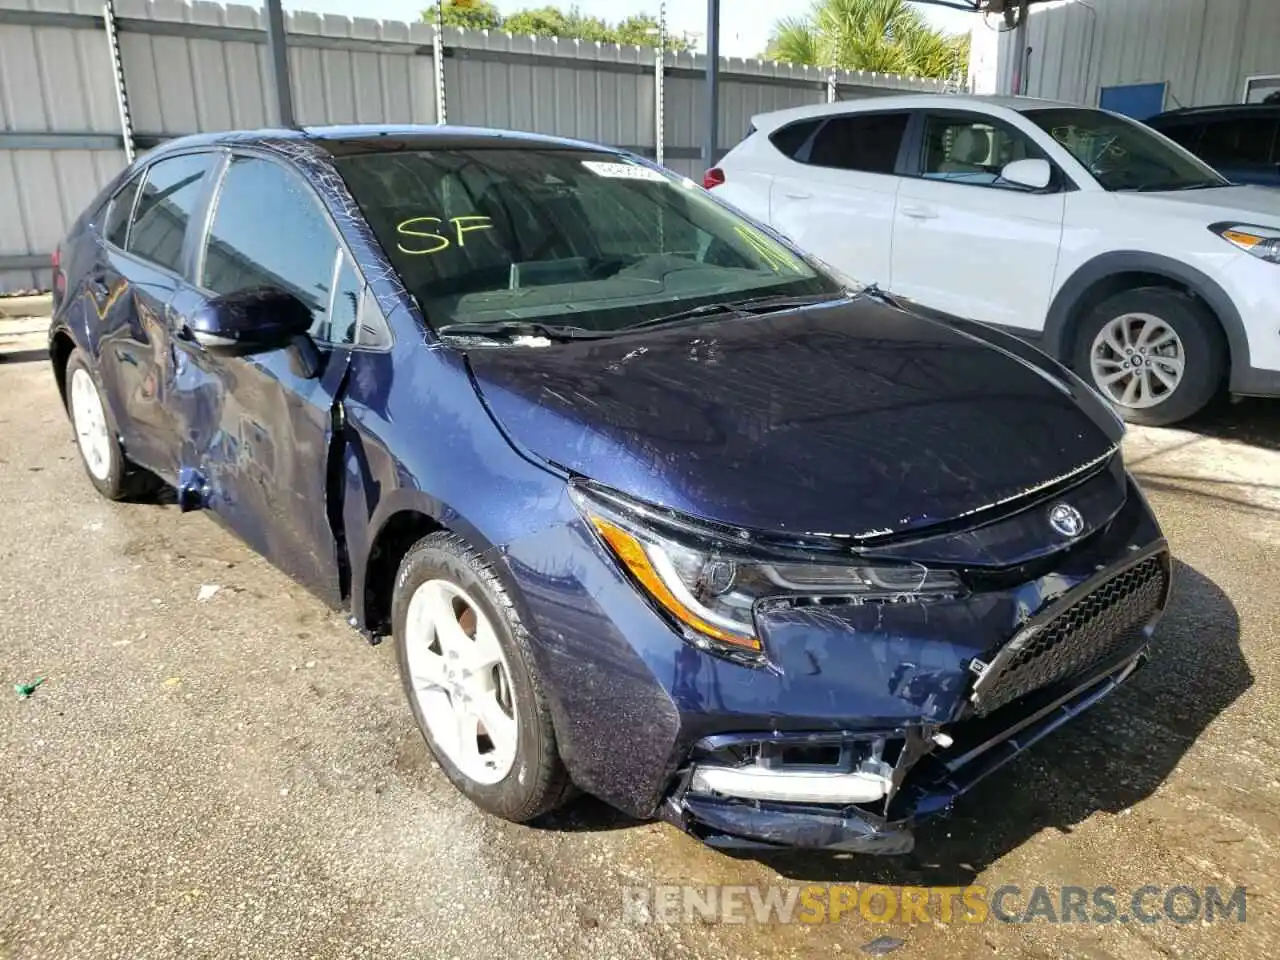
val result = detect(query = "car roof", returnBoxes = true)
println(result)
[747,94,1080,132]
[1148,103,1280,125]
[144,124,619,161]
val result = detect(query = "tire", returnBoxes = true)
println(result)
[1071,287,1225,427]
[392,531,573,822]
[63,349,158,500]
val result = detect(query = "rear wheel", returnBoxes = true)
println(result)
[64,350,157,500]
[1072,287,1225,427]
[392,531,573,822]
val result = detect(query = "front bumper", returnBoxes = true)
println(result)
[662,645,1150,854]
[505,467,1169,849]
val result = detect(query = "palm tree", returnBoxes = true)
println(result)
[765,0,969,80]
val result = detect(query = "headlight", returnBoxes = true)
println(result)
[571,484,963,659]
[1211,223,1280,264]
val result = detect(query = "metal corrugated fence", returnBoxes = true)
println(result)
[0,0,955,292]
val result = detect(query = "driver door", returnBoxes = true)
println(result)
[168,153,360,605]
[890,111,1066,332]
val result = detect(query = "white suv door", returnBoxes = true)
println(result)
[767,111,911,288]
[890,110,1066,333]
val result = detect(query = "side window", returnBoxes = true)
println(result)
[202,156,341,342]
[920,115,1040,187]
[127,153,215,274]
[105,177,141,249]
[1200,118,1278,166]
[769,119,822,160]
[1156,122,1203,153]
[805,113,909,173]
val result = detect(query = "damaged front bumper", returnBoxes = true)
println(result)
[662,648,1147,854]
[660,542,1170,855]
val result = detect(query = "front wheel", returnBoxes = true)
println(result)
[392,531,573,822]
[1072,288,1225,427]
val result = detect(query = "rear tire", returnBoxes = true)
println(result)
[1071,287,1225,427]
[64,349,158,500]
[392,531,573,822]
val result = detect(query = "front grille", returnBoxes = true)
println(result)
[970,554,1168,716]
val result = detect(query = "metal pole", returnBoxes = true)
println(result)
[703,0,720,168]
[433,0,448,124]
[655,0,665,166]
[102,0,134,164]
[263,0,295,128]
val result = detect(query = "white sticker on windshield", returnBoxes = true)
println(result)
[581,160,666,181]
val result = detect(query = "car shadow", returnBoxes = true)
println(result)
[0,348,48,364]
[737,559,1249,885]
[1173,394,1280,453]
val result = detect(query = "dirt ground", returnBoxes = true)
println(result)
[2,346,1278,959]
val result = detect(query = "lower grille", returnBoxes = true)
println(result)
[970,554,1168,716]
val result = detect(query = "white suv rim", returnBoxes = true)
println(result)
[404,578,519,785]
[1089,312,1185,410]
[70,367,112,480]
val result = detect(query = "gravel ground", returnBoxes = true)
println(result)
[1,349,1278,959]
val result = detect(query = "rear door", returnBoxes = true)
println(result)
[165,152,361,605]
[92,153,217,475]
[768,111,910,287]
[890,110,1065,332]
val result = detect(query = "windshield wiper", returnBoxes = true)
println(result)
[1131,181,1226,192]
[625,293,840,331]
[436,320,615,342]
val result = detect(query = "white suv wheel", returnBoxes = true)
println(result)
[1089,312,1186,410]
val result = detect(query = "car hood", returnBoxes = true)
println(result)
[1125,184,1280,221]
[464,298,1123,540]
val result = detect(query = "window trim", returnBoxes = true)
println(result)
[781,109,914,175]
[901,109,1074,194]
[191,147,393,352]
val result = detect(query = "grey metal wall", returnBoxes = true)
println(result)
[0,0,950,292]
[992,0,1280,108]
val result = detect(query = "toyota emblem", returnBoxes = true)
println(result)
[1048,503,1084,538]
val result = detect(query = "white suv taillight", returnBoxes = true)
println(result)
[703,167,725,189]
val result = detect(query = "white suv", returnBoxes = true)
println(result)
[711,94,1280,425]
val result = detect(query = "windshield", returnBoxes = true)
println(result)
[1023,108,1229,192]
[335,148,841,333]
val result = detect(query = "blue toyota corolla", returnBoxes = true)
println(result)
[49,125,1171,854]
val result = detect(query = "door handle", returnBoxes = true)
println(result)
[783,191,813,200]
[900,205,938,220]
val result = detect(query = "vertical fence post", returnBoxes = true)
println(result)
[102,0,135,164]
[703,0,720,169]
[826,72,837,103]
[433,0,447,124]
[263,0,295,127]
[654,0,665,166]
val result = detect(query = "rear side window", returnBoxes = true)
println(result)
[127,153,214,274]
[769,119,821,160]
[1199,118,1279,166]
[1155,122,1203,152]
[201,156,342,343]
[806,113,909,174]
[105,177,141,248]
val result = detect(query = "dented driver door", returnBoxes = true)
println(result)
[165,154,363,607]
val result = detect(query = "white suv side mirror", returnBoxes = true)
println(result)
[1001,158,1053,190]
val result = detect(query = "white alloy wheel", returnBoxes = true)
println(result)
[70,367,112,480]
[1089,312,1186,410]
[403,578,519,785]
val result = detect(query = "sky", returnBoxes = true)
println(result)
[280,1,977,57]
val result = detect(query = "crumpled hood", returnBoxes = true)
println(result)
[465,298,1122,539]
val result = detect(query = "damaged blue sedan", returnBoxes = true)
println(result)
[50,126,1171,854]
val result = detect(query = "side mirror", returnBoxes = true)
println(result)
[1000,158,1053,191]
[188,287,315,355]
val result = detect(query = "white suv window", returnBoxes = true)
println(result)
[921,115,1037,187]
